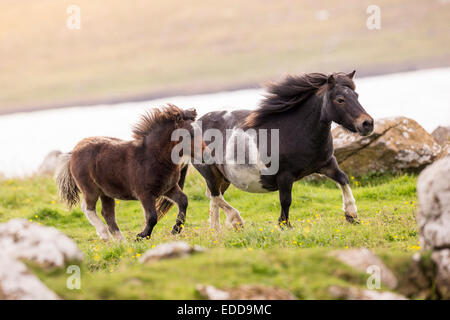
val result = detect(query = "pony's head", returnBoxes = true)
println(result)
[133,104,207,164]
[243,71,373,136]
[319,71,374,136]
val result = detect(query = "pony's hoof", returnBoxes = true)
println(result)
[112,232,126,242]
[98,232,111,241]
[171,225,183,235]
[136,232,151,241]
[279,220,292,229]
[209,225,221,233]
[345,214,359,224]
[227,221,244,230]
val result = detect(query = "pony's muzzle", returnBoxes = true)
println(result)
[356,115,374,136]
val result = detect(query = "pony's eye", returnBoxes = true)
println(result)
[336,98,345,104]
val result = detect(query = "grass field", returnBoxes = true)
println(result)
[1,0,449,111]
[0,170,420,299]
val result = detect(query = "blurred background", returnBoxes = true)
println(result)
[0,0,449,176]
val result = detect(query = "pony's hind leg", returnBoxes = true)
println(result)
[211,194,244,230]
[206,181,231,231]
[81,193,110,241]
[100,195,125,241]
[163,185,188,235]
[195,163,243,231]
[205,187,220,231]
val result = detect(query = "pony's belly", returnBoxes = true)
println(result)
[223,164,269,193]
[222,127,272,193]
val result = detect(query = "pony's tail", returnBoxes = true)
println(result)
[155,164,189,221]
[54,153,80,208]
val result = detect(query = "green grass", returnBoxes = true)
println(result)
[0,171,420,299]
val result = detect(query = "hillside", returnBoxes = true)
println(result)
[1,0,449,112]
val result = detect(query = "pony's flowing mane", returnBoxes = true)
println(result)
[243,72,355,128]
[132,104,197,140]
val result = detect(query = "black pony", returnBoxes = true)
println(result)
[157,71,374,230]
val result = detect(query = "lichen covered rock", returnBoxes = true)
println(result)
[417,157,450,251]
[0,254,60,300]
[328,286,407,300]
[197,284,297,300]
[0,219,83,267]
[333,117,443,175]
[416,157,450,298]
[431,126,450,147]
[330,248,398,289]
[37,150,62,176]
[139,241,205,264]
[0,219,83,299]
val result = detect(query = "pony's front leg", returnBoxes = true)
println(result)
[137,195,158,240]
[339,183,358,223]
[163,186,188,235]
[319,157,358,223]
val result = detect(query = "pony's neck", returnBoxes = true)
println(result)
[312,92,332,143]
[317,90,333,125]
[290,92,332,134]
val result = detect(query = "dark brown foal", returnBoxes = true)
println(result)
[55,104,202,241]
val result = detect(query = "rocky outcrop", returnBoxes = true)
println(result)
[139,241,205,264]
[416,156,450,299]
[0,254,60,300]
[197,284,297,300]
[0,219,83,299]
[328,286,407,300]
[37,150,62,176]
[330,248,398,289]
[432,126,450,159]
[0,219,83,267]
[417,157,450,251]
[333,117,443,175]
[431,126,450,146]
[431,250,450,298]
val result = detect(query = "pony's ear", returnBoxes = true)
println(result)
[327,74,336,88]
[183,108,197,121]
[347,70,356,79]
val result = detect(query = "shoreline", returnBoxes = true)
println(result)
[1,59,449,117]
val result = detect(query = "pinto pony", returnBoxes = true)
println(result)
[157,71,374,230]
[55,104,201,240]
